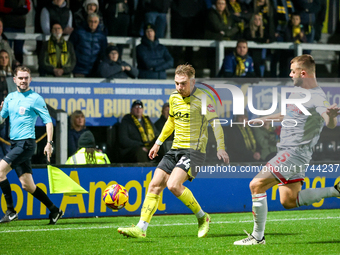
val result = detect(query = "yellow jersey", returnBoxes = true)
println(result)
[158,87,225,153]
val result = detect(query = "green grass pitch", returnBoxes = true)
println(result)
[1,209,339,255]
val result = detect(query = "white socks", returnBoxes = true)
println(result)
[297,187,340,207]
[137,220,149,231]
[195,209,205,219]
[251,193,267,241]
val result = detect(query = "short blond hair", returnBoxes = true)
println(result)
[291,54,315,74]
[175,64,195,79]
[14,66,31,76]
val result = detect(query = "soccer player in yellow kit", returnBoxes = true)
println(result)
[118,64,229,238]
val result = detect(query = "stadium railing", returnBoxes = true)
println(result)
[5,33,340,74]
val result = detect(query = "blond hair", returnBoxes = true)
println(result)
[291,54,315,74]
[249,14,263,38]
[70,110,86,130]
[14,66,31,76]
[175,64,195,79]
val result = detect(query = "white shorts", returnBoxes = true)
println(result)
[266,147,312,185]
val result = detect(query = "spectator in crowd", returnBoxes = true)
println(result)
[270,0,294,77]
[244,13,270,77]
[154,102,173,153]
[0,0,30,64]
[0,19,19,69]
[0,49,11,160]
[275,13,308,78]
[205,0,240,41]
[118,100,159,163]
[253,121,278,162]
[285,13,307,44]
[227,0,251,34]
[0,49,11,100]
[205,0,240,76]
[40,0,73,36]
[103,0,130,37]
[68,110,89,157]
[293,0,320,44]
[254,0,275,41]
[38,23,76,77]
[225,113,261,162]
[97,44,138,79]
[66,131,110,164]
[69,13,107,77]
[0,49,12,85]
[74,0,104,30]
[136,23,173,79]
[218,39,255,77]
[144,0,171,38]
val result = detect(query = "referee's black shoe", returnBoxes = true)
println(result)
[48,209,64,225]
[0,210,18,223]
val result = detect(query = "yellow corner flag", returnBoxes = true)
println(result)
[47,165,88,195]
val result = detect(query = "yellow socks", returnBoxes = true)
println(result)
[177,187,202,215]
[140,193,160,223]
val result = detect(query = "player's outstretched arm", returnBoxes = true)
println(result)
[149,144,160,160]
[217,149,229,163]
[322,103,340,129]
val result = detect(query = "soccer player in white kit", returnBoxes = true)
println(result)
[234,55,340,245]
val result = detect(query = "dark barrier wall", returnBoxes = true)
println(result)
[1,166,339,220]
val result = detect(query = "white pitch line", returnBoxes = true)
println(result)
[1,216,339,234]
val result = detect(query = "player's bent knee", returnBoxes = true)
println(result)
[148,182,164,195]
[249,179,261,193]
[167,183,181,196]
[280,199,297,209]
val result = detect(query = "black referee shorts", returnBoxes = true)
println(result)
[157,149,206,181]
[3,139,36,178]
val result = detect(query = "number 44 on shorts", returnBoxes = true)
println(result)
[177,157,191,170]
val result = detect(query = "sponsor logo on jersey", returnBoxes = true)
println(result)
[207,104,215,112]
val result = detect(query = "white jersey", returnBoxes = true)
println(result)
[277,86,329,148]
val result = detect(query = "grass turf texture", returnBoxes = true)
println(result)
[0,209,339,255]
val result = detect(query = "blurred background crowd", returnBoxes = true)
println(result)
[0,0,339,165]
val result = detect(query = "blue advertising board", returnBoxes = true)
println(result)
[2,166,339,220]
[30,81,340,126]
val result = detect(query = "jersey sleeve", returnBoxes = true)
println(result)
[314,93,329,116]
[157,96,175,143]
[210,119,226,151]
[0,96,9,119]
[157,116,175,143]
[34,95,52,124]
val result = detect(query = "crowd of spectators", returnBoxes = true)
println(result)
[0,0,332,79]
[0,0,336,165]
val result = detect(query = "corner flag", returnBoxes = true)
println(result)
[47,165,88,195]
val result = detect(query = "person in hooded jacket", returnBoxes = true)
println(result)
[136,23,173,79]
[73,0,104,30]
[97,45,138,79]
